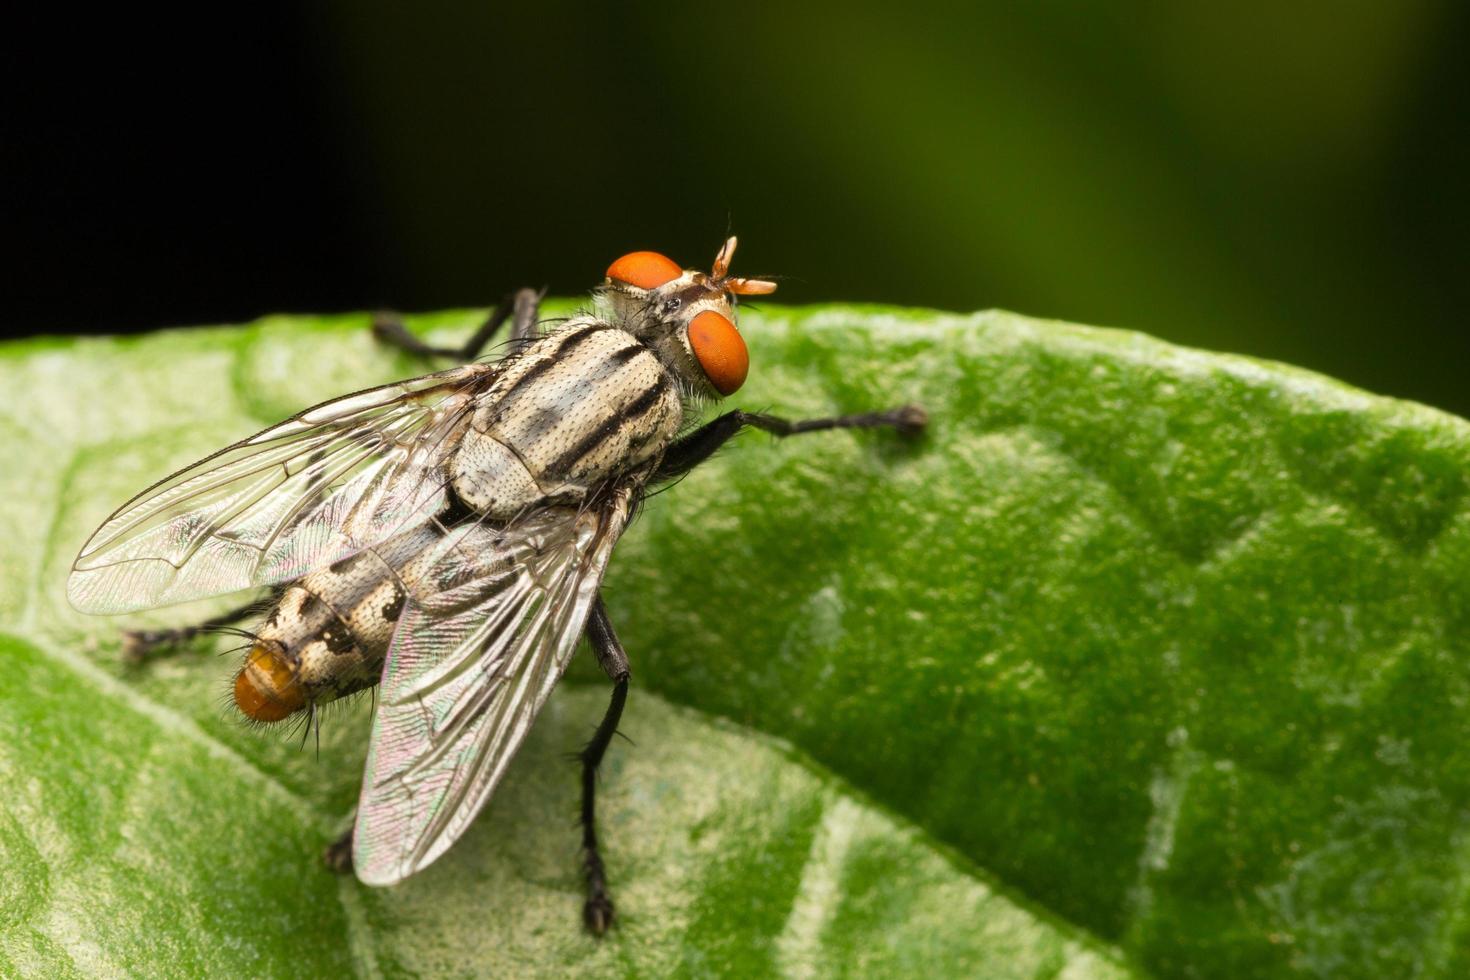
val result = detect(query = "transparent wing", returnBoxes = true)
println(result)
[68,363,495,614]
[352,487,635,886]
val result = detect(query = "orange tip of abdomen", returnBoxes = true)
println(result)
[234,644,305,723]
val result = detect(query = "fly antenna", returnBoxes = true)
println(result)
[713,236,737,279]
[712,235,778,296]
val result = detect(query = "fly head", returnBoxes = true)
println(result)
[601,237,777,398]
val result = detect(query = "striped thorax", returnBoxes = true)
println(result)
[450,320,682,519]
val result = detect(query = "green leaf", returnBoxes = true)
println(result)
[3,304,1467,977]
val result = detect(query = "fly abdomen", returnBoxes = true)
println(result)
[233,525,434,722]
[450,320,682,518]
[233,585,347,722]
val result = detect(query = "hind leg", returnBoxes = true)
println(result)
[323,826,354,874]
[122,594,275,666]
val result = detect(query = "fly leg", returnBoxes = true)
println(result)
[499,288,544,352]
[323,825,355,874]
[654,404,928,480]
[121,594,276,666]
[372,287,543,361]
[580,594,630,935]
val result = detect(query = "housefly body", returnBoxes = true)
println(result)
[67,238,926,933]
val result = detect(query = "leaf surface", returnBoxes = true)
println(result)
[5,303,1468,976]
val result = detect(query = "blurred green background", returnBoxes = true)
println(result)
[5,3,1466,413]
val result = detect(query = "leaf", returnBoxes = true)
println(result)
[3,304,1466,977]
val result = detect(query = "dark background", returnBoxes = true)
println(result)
[4,4,1467,414]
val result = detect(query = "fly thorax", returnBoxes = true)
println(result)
[450,320,682,519]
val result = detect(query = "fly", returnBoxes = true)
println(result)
[67,238,927,933]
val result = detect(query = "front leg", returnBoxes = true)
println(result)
[655,404,927,481]
[372,287,543,361]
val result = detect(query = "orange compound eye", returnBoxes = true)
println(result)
[606,251,682,290]
[687,310,748,395]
